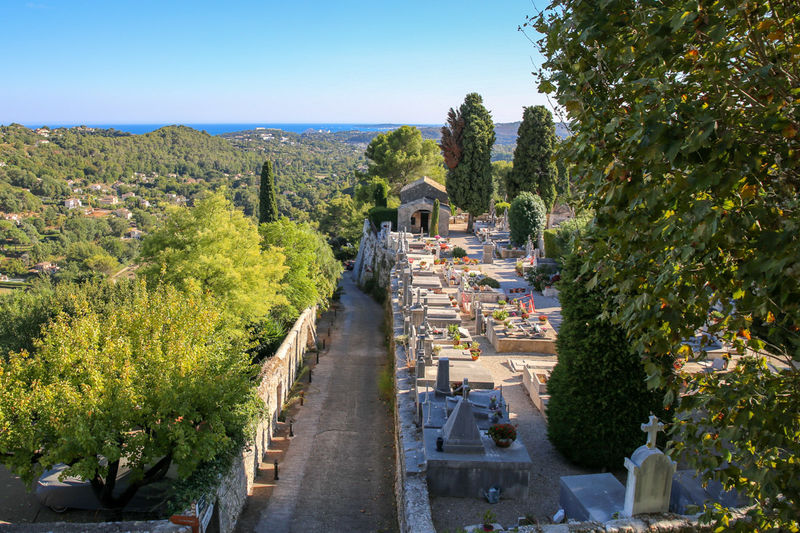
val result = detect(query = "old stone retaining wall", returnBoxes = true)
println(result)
[213,306,317,533]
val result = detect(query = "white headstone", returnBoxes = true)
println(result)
[622,415,676,517]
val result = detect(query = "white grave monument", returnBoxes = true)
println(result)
[623,415,676,517]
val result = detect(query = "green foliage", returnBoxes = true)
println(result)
[491,161,513,200]
[443,94,496,224]
[535,0,799,527]
[373,178,389,207]
[451,246,467,258]
[0,282,260,509]
[367,206,398,230]
[507,106,558,210]
[508,192,546,246]
[525,263,558,292]
[317,193,367,245]
[365,126,445,192]
[492,309,509,321]
[140,192,287,327]
[260,217,342,317]
[258,160,279,224]
[547,253,666,469]
[477,276,500,289]
[494,201,510,214]
[542,229,561,260]
[429,198,440,236]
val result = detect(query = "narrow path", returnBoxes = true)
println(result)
[252,273,397,533]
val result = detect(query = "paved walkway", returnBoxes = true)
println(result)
[248,273,397,533]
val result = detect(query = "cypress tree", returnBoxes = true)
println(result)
[441,93,495,230]
[429,198,440,236]
[546,252,667,469]
[506,106,558,211]
[259,160,279,224]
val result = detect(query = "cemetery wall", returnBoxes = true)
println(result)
[389,276,436,533]
[354,218,395,290]
[211,306,318,533]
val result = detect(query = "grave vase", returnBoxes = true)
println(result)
[494,438,513,448]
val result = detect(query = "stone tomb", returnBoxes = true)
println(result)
[560,416,676,521]
[418,361,532,499]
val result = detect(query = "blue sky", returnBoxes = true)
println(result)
[0,1,547,125]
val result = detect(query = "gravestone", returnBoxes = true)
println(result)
[441,397,484,454]
[482,243,494,264]
[537,232,545,258]
[623,415,676,517]
[435,357,450,397]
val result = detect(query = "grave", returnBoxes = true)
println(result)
[418,364,532,499]
[487,317,558,354]
[560,415,675,521]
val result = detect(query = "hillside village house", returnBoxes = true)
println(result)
[113,208,133,220]
[397,177,451,237]
[64,198,82,209]
[98,195,119,206]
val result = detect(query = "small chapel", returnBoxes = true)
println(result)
[397,177,451,237]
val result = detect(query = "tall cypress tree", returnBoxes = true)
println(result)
[506,106,558,211]
[441,93,495,231]
[259,160,279,224]
[429,198,440,236]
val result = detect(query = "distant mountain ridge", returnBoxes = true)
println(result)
[417,121,570,145]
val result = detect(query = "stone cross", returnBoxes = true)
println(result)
[642,414,664,449]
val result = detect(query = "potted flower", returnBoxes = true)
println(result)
[452,333,461,346]
[481,509,497,531]
[469,341,481,360]
[433,345,442,356]
[538,315,548,323]
[521,312,529,320]
[488,423,517,448]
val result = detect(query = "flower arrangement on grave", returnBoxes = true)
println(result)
[539,315,548,322]
[489,395,498,409]
[481,509,497,531]
[447,324,459,336]
[469,341,481,359]
[452,333,461,346]
[498,300,507,307]
[433,345,442,355]
[488,423,517,447]
[492,309,509,321]
[521,312,529,320]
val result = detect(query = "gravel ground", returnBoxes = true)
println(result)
[429,227,600,532]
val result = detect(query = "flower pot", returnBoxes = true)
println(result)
[482,525,494,532]
[471,352,480,361]
[494,438,513,448]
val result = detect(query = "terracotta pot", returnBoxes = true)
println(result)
[494,438,512,448]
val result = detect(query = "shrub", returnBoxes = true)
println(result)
[367,206,398,230]
[477,276,500,289]
[542,229,563,259]
[526,264,558,292]
[452,246,467,258]
[494,201,510,214]
[492,309,509,321]
[508,192,546,247]
[546,253,667,469]
[488,423,517,441]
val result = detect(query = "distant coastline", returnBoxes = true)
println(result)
[18,123,441,136]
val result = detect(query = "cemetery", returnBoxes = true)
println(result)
[372,211,751,532]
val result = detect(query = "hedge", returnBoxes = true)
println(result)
[368,207,398,230]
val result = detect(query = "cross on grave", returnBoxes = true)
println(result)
[642,414,664,449]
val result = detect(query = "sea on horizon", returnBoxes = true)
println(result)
[17,123,440,136]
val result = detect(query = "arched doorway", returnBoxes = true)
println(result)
[410,209,430,234]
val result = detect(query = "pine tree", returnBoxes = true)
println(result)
[441,93,495,230]
[506,106,558,211]
[259,160,278,224]
[429,198,440,236]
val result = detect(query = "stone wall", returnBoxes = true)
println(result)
[353,219,397,290]
[389,274,436,533]
[212,306,318,533]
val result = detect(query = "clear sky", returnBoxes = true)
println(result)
[0,1,547,125]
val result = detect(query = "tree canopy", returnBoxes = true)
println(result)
[547,252,667,469]
[507,105,558,210]
[535,0,799,528]
[442,93,496,228]
[258,160,279,224]
[0,281,259,509]
[139,192,287,327]
[365,126,444,192]
[508,192,546,247]
[260,217,342,319]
